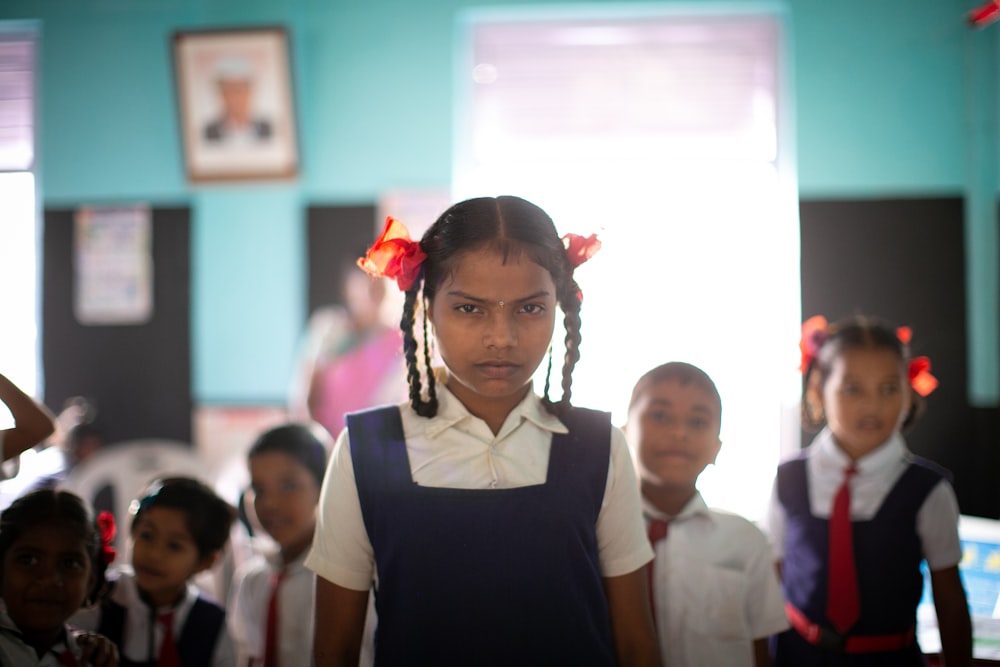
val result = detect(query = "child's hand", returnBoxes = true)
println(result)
[76,632,119,667]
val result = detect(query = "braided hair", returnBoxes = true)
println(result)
[401,195,584,418]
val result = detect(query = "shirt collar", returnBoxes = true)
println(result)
[422,369,567,439]
[813,426,906,475]
[642,491,714,524]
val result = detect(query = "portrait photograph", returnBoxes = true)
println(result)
[172,26,299,182]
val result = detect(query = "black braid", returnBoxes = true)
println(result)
[559,284,583,412]
[542,345,553,404]
[421,297,438,415]
[400,288,427,415]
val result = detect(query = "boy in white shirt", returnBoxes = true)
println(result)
[627,361,788,667]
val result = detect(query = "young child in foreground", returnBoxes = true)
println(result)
[306,196,659,666]
[767,315,971,666]
[76,476,238,666]
[0,488,118,666]
[627,361,788,666]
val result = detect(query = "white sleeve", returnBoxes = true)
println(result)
[918,479,963,571]
[763,476,787,562]
[226,558,267,663]
[742,520,790,637]
[595,425,654,577]
[304,427,376,591]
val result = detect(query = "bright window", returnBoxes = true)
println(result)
[0,26,39,426]
[457,9,800,520]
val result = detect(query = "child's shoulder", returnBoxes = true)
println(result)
[707,506,770,543]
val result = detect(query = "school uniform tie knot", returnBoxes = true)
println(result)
[264,568,288,667]
[157,610,181,667]
[645,517,669,623]
[647,518,669,546]
[827,463,860,634]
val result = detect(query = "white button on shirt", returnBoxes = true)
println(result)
[646,492,789,667]
[305,381,653,592]
[765,428,962,571]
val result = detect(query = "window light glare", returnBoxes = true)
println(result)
[472,63,498,84]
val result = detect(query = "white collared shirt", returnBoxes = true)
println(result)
[71,567,236,666]
[227,547,376,667]
[646,492,789,667]
[765,428,962,570]
[0,606,87,666]
[305,380,653,591]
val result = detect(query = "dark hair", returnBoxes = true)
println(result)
[130,477,236,558]
[400,195,584,418]
[0,489,111,605]
[64,420,104,466]
[628,362,723,430]
[247,423,328,488]
[801,315,923,431]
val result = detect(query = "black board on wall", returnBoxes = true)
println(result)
[798,196,996,517]
[307,204,377,316]
[42,207,192,445]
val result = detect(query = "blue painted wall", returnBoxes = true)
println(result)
[2,0,996,404]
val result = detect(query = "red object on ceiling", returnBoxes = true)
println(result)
[969,0,1000,27]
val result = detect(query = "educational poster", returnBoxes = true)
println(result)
[918,515,1000,658]
[74,205,152,326]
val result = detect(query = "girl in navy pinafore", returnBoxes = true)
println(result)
[767,315,971,666]
[305,197,659,667]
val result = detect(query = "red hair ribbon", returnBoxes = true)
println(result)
[357,217,428,291]
[96,511,117,565]
[562,233,601,270]
[799,315,829,372]
[908,356,938,397]
[969,0,1000,27]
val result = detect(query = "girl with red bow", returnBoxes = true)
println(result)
[0,489,119,666]
[767,315,972,666]
[305,195,659,666]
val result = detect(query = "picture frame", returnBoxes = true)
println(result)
[172,26,299,183]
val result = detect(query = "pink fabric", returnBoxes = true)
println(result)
[312,327,404,436]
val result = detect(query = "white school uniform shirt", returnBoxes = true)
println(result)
[0,606,89,666]
[765,428,962,571]
[229,547,376,667]
[305,379,653,592]
[71,567,236,667]
[646,492,789,667]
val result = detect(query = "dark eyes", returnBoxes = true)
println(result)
[453,303,546,315]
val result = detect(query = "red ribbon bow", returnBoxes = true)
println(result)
[357,217,428,292]
[96,511,116,565]
[799,315,829,372]
[562,233,601,270]
[908,356,938,397]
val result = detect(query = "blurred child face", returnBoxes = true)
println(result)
[629,379,722,491]
[131,507,213,608]
[250,451,321,562]
[429,246,556,414]
[813,346,910,460]
[1,523,94,646]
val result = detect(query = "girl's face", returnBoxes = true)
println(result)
[813,346,911,460]
[250,451,321,562]
[1,523,94,647]
[429,246,557,416]
[130,507,213,608]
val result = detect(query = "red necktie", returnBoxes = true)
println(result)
[646,518,669,621]
[827,464,860,633]
[56,649,81,667]
[264,569,287,667]
[157,610,181,667]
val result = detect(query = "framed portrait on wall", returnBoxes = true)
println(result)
[172,26,299,183]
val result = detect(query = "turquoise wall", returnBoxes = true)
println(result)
[2,0,997,404]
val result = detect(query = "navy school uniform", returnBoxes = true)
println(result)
[772,453,949,666]
[347,405,616,667]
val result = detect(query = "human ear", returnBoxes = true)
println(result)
[708,437,722,465]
